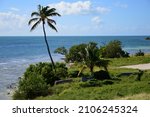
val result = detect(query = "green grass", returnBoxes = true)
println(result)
[37,69,150,100]
[109,54,150,67]
[36,55,150,100]
[117,93,150,100]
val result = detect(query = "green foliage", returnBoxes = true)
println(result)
[110,55,150,67]
[24,62,68,86]
[68,70,80,78]
[66,44,87,62]
[84,42,100,73]
[54,46,68,55]
[79,79,102,87]
[13,73,48,100]
[100,40,129,58]
[55,62,68,79]
[135,50,144,56]
[13,90,26,100]
[13,62,68,99]
[37,69,150,100]
[94,70,111,80]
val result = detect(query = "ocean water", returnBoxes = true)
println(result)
[0,36,150,99]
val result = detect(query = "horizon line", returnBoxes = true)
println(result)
[0,35,150,37]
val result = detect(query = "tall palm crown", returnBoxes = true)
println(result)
[28,5,61,71]
[29,5,60,31]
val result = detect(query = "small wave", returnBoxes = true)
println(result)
[0,63,7,65]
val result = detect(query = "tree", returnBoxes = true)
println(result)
[79,42,110,75]
[67,44,87,62]
[100,40,129,58]
[28,5,61,71]
[54,46,68,55]
[84,42,99,73]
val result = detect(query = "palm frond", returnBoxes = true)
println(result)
[30,19,41,31]
[48,12,61,17]
[38,5,42,12]
[42,6,50,12]
[28,18,39,25]
[46,8,61,16]
[47,20,57,32]
[47,18,56,25]
[31,12,40,17]
[47,8,56,14]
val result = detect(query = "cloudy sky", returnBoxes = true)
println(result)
[0,0,150,36]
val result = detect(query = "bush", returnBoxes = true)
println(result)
[135,50,144,56]
[55,62,68,78]
[94,70,111,80]
[13,62,68,99]
[66,44,87,62]
[13,90,26,100]
[13,73,48,99]
[54,46,68,55]
[100,40,129,58]
[24,62,68,86]
[68,70,80,78]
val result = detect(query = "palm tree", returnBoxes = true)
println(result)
[28,5,61,71]
[84,42,110,74]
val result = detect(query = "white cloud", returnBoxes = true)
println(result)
[95,7,111,14]
[49,1,91,15]
[0,12,27,31]
[49,1,110,15]
[10,7,20,12]
[91,16,102,25]
[115,2,128,8]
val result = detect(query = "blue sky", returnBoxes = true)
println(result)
[0,0,150,36]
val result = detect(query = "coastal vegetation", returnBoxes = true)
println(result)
[13,62,68,99]
[135,50,144,56]
[13,39,150,100]
[145,37,150,40]
[99,40,129,58]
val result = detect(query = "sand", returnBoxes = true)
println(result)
[120,63,150,70]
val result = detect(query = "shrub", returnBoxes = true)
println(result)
[100,40,129,58]
[54,46,68,55]
[68,70,80,78]
[66,44,87,62]
[13,62,68,99]
[135,50,144,56]
[13,73,48,99]
[94,70,111,80]
[13,90,26,100]
[24,62,68,86]
[55,63,68,77]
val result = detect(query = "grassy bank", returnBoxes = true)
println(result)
[36,55,150,100]
[109,54,150,67]
[37,69,150,100]
[13,54,150,100]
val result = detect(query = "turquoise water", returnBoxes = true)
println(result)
[0,36,150,99]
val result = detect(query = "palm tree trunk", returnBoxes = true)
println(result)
[42,22,56,72]
[77,65,86,77]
